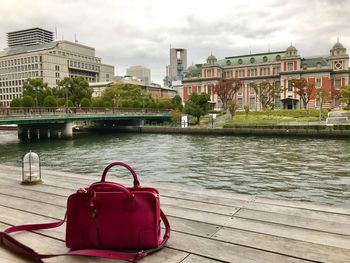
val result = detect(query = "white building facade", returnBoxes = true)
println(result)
[0,28,114,107]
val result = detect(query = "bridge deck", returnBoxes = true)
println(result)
[0,165,349,262]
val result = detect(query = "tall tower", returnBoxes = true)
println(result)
[169,48,187,81]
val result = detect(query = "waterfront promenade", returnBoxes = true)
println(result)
[0,164,349,262]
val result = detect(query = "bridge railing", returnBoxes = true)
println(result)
[0,107,171,117]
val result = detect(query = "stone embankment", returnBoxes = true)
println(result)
[90,124,350,138]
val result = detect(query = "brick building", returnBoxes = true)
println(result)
[183,41,349,111]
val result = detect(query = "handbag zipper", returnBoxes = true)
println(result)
[92,207,101,247]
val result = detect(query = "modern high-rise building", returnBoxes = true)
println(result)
[126,65,151,85]
[0,28,115,107]
[164,48,187,86]
[183,41,350,110]
[7,28,54,48]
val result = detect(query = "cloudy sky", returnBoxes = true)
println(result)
[0,0,349,84]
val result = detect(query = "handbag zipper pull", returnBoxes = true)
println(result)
[92,207,97,218]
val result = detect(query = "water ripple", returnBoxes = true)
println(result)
[0,131,349,207]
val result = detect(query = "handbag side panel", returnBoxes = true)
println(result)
[66,190,160,250]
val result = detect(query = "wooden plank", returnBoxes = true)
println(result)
[0,221,188,263]
[0,183,239,218]
[255,196,350,215]
[168,231,312,263]
[180,254,224,263]
[245,202,350,224]
[0,184,236,229]
[213,227,350,263]
[0,189,223,240]
[235,209,350,235]
[0,168,251,209]
[225,217,350,249]
[0,223,116,263]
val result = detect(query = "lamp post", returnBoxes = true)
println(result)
[34,86,38,108]
[113,94,116,113]
[65,83,70,114]
[317,87,323,123]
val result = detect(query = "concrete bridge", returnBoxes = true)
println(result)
[0,107,172,140]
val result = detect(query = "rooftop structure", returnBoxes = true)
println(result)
[7,28,54,48]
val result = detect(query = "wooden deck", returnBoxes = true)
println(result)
[0,164,349,263]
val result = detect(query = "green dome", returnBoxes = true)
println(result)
[207,54,217,61]
[187,65,197,72]
[332,41,344,49]
[286,44,297,51]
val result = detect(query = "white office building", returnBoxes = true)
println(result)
[0,28,115,107]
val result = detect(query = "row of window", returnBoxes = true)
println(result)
[68,60,100,71]
[0,63,40,74]
[49,50,101,63]
[0,71,40,82]
[0,56,41,68]
[0,93,21,101]
[0,86,22,94]
[287,78,343,91]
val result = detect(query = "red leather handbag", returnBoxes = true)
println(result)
[0,162,171,262]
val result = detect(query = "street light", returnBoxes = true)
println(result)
[316,87,323,122]
[113,94,116,113]
[65,83,70,113]
[34,86,38,108]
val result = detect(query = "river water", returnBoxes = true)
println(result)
[0,130,349,207]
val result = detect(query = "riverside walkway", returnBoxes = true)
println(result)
[0,164,349,262]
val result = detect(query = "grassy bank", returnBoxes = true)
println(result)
[223,109,329,127]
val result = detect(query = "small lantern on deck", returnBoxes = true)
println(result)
[22,151,42,185]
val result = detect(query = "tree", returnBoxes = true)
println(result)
[244,104,250,118]
[229,101,238,117]
[250,81,282,110]
[340,86,350,109]
[22,78,51,107]
[43,96,58,107]
[209,78,242,111]
[80,98,91,107]
[291,78,316,110]
[184,93,210,125]
[171,95,183,111]
[10,98,23,107]
[91,98,107,107]
[22,95,35,107]
[57,77,92,107]
[102,84,154,109]
[171,109,182,125]
[157,96,172,109]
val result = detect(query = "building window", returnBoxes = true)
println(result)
[288,62,293,71]
[316,78,321,87]
[288,80,294,91]
[335,79,341,88]
[249,97,256,109]
[237,97,243,109]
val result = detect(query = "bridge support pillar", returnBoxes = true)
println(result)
[17,123,73,141]
[60,122,73,139]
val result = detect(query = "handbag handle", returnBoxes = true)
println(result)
[88,182,133,198]
[101,162,140,187]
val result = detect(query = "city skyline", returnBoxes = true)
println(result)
[0,0,349,85]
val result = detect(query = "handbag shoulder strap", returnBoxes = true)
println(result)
[0,210,170,262]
